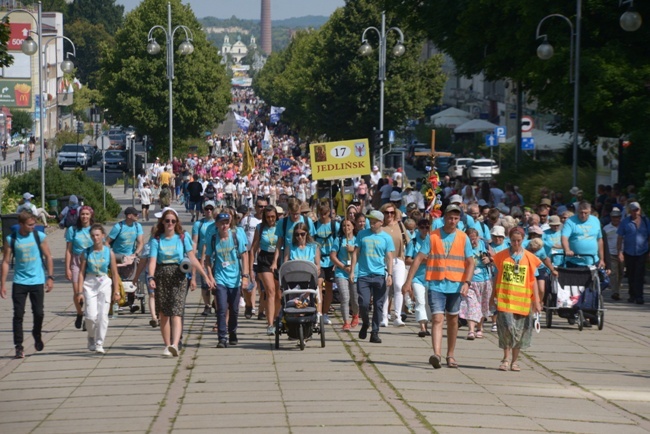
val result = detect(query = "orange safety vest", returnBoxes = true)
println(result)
[493,249,541,315]
[425,228,468,282]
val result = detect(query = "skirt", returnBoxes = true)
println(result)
[256,250,277,274]
[496,311,534,350]
[154,263,188,317]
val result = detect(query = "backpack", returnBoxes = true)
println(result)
[10,229,44,270]
[204,183,216,200]
[64,208,79,228]
[159,188,171,207]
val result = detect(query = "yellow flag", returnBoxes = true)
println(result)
[241,140,255,176]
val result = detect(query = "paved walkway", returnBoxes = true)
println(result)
[0,185,649,433]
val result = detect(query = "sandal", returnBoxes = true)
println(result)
[475,330,483,338]
[510,362,521,372]
[446,356,459,368]
[467,331,475,340]
[428,354,442,369]
[499,359,510,371]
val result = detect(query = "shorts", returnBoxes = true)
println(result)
[537,268,549,281]
[256,250,277,274]
[141,204,150,210]
[319,266,334,282]
[428,290,461,315]
[188,200,202,211]
[70,254,82,284]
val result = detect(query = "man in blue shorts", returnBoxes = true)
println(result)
[350,210,394,344]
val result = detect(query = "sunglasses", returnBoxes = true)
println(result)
[205,207,214,211]
[418,225,429,229]
[295,232,306,237]
[384,211,395,215]
[164,219,177,224]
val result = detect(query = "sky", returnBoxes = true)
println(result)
[116,0,346,20]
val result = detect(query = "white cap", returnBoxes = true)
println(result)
[23,192,35,200]
[490,225,506,237]
[154,207,179,219]
[449,194,462,204]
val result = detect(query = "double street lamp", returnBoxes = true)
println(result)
[4,1,76,209]
[359,11,405,174]
[146,1,194,162]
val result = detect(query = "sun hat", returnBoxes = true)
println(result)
[569,186,580,195]
[548,215,562,226]
[477,199,488,207]
[490,225,506,237]
[154,207,179,219]
[366,210,384,221]
[372,165,379,171]
[389,191,402,202]
[539,198,552,207]
[449,194,462,204]
[300,202,310,213]
[275,205,284,214]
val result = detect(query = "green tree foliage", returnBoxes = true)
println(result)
[10,109,32,136]
[65,20,113,88]
[67,0,124,35]
[70,86,101,120]
[0,18,12,68]
[254,0,445,144]
[98,0,231,158]
[386,0,650,186]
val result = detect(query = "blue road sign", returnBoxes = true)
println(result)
[521,137,535,150]
[388,130,395,144]
[279,158,292,171]
[485,134,498,147]
[494,126,507,138]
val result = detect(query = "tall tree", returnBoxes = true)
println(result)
[0,19,12,68]
[64,20,113,88]
[98,0,230,156]
[10,109,32,136]
[67,0,124,35]
[254,0,445,143]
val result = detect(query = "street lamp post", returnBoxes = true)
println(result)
[535,0,582,188]
[619,0,642,31]
[146,1,194,162]
[359,11,405,175]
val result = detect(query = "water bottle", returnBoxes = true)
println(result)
[112,302,119,319]
[246,281,255,293]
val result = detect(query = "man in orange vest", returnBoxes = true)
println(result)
[403,204,474,369]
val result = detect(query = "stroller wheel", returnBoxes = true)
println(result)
[597,310,605,330]
[140,298,146,314]
[545,308,553,328]
[577,310,585,331]
[299,325,305,351]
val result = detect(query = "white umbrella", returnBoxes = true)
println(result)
[454,119,499,134]
[431,107,472,120]
[505,128,575,151]
[432,115,473,128]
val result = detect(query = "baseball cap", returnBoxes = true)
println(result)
[366,210,384,221]
[22,192,34,200]
[528,225,543,235]
[490,225,506,237]
[477,199,488,207]
[445,204,461,214]
[449,194,462,204]
[203,200,216,209]
[389,191,402,202]
[548,215,562,226]
[215,213,231,222]
[124,206,139,216]
[154,207,179,219]
[628,201,641,211]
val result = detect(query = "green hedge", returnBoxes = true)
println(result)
[4,162,122,223]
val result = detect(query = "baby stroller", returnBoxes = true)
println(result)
[275,260,325,350]
[116,255,146,314]
[545,254,605,331]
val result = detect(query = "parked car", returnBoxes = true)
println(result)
[108,133,127,149]
[101,150,128,172]
[57,144,90,170]
[463,158,500,182]
[448,157,474,179]
[81,145,101,166]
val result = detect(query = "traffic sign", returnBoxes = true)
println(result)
[388,130,395,144]
[521,116,534,133]
[494,126,507,138]
[521,137,535,150]
[485,134,498,147]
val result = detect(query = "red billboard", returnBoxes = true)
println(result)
[7,23,32,51]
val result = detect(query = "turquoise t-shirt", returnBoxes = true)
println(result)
[205,229,248,288]
[7,230,46,285]
[149,231,193,264]
[314,220,340,268]
[356,229,395,277]
[331,236,358,280]
[475,220,492,243]
[83,246,111,275]
[288,243,318,262]
[108,221,143,255]
[491,240,510,253]
[431,213,476,232]
[65,226,92,256]
[276,216,316,251]
[561,215,602,265]
[530,246,549,272]
[429,229,474,294]
[257,224,279,252]
[470,239,491,282]
[543,230,564,267]
[192,218,215,259]
[405,233,428,286]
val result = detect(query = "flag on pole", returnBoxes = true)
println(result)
[241,140,255,176]
[270,106,285,124]
[234,112,250,132]
[262,127,271,150]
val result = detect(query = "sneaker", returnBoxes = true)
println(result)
[95,346,105,354]
[87,338,96,352]
[239,298,246,309]
[350,315,359,328]
[35,339,44,352]
[244,306,253,319]
[75,314,83,329]
[323,315,332,325]
[229,332,238,346]
[162,347,172,357]
[201,305,211,316]
[216,339,227,348]
[491,324,498,332]
[341,323,351,331]
[266,326,276,336]
[129,305,140,314]
[369,333,382,344]
[393,318,406,327]
[168,345,178,357]
[15,347,24,359]
[380,320,388,328]
[358,323,368,340]
[258,312,267,321]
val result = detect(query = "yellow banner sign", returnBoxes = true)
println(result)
[309,138,371,180]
